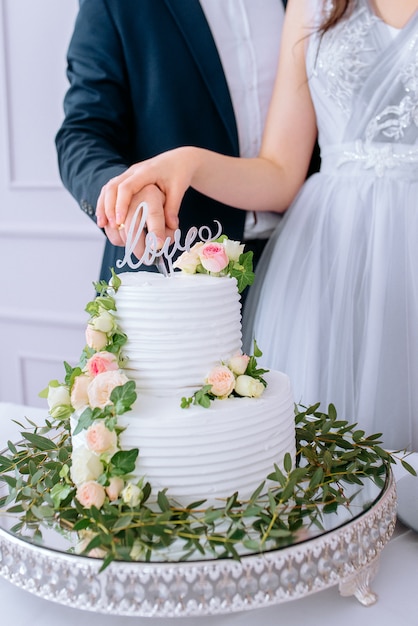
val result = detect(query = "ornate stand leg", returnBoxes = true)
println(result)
[338,557,380,606]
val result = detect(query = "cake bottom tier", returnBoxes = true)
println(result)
[118,370,296,507]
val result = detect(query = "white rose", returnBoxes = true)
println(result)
[47,384,71,411]
[70,446,104,486]
[234,375,265,398]
[223,239,245,262]
[90,310,115,333]
[228,354,250,376]
[121,482,142,508]
[173,242,204,273]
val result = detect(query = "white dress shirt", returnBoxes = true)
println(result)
[199,0,285,239]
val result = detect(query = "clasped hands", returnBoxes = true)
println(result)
[95,147,195,259]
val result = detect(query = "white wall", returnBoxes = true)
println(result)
[0,0,104,406]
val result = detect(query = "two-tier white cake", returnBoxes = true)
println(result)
[95,270,296,506]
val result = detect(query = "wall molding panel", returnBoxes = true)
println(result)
[0,0,101,407]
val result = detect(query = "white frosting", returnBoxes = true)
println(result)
[119,370,295,506]
[113,272,242,395]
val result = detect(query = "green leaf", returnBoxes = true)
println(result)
[283,452,293,473]
[110,381,137,415]
[192,386,213,408]
[309,467,324,491]
[73,407,95,436]
[230,251,254,293]
[111,448,139,475]
[0,455,15,472]
[31,504,55,519]
[22,432,58,451]
[400,459,418,476]
[157,490,171,512]
[50,483,73,508]
[204,508,224,524]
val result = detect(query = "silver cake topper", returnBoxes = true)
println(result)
[116,202,222,275]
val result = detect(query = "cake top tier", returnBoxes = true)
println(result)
[113,272,242,395]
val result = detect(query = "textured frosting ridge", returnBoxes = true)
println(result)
[119,370,295,505]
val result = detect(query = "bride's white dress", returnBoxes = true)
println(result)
[243,0,418,450]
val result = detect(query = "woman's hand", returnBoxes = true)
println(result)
[96,147,198,246]
[100,184,175,261]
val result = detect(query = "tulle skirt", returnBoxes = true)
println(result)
[243,171,418,451]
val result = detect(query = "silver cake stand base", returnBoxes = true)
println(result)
[0,472,396,617]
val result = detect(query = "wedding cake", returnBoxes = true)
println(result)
[64,224,296,509]
[115,272,294,505]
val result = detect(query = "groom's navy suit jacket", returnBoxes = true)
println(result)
[56,0,292,281]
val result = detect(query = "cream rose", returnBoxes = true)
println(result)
[86,351,119,377]
[76,481,106,509]
[223,239,245,262]
[70,374,91,410]
[121,482,142,508]
[234,375,265,398]
[106,477,125,501]
[206,365,236,398]
[85,325,108,351]
[86,420,118,455]
[198,242,229,273]
[173,242,204,273]
[228,354,250,376]
[70,446,104,485]
[47,384,71,412]
[87,370,129,409]
[90,310,115,333]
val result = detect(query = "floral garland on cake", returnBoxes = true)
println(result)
[173,235,254,293]
[39,269,142,512]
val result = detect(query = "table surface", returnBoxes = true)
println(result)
[1,402,418,626]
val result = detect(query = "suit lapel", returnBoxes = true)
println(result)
[164,0,238,152]
[164,0,287,153]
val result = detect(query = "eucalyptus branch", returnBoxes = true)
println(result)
[0,402,415,568]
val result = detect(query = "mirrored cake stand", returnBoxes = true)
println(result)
[0,471,396,618]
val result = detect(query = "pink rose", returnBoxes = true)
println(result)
[228,354,250,376]
[86,420,118,455]
[198,242,229,273]
[173,242,204,273]
[106,477,125,501]
[86,351,119,377]
[85,325,108,351]
[206,365,236,398]
[87,370,129,409]
[70,374,92,410]
[76,481,106,509]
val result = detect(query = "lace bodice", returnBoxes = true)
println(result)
[306,0,418,177]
